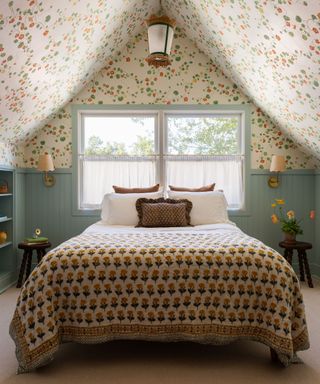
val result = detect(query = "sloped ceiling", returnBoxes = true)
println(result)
[163,0,320,160]
[0,0,159,141]
[0,0,319,159]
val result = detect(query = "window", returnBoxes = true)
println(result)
[78,113,158,209]
[165,114,243,209]
[74,107,247,212]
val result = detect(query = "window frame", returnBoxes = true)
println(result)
[78,111,160,210]
[72,104,251,217]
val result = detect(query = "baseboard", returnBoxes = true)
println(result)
[310,263,320,279]
[0,271,17,294]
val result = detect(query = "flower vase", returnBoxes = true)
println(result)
[283,232,296,244]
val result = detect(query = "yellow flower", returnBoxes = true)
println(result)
[271,214,279,224]
[287,210,295,219]
[271,203,276,208]
[275,199,285,205]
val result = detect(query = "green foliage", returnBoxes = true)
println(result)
[84,134,153,156]
[280,218,303,235]
[271,201,303,235]
[131,135,154,155]
[84,117,238,156]
[85,136,126,155]
[167,117,238,155]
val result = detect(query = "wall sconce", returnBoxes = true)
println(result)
[37,154,55,187]
[145,14,176,67]
[268,155,285,188]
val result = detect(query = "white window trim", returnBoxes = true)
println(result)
[72,105,251,217]
[77,110,160,210]
[162,111,244,209]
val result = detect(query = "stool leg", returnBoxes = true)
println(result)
[17,251,28,288]
[284,249,293,265]
[297,250,305,282]
[25,250,33,281]
[40,249,46,261]
[302,251,313,288]
[36,249,42,263]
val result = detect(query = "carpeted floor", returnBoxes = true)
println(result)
[0,282,319,384]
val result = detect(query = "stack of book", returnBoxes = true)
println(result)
[24,237,49,245]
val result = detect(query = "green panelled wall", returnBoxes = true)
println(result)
[15,172,26,252]
[14,171,26,272]
[315,172,320,276]
[21,169,318,276]
[24,170,97,245]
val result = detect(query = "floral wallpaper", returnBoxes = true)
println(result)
[163,0,320,161]
[0,141,24,167]
[0,0,318,169]
[0,0,159,143]
[23,29,318,169]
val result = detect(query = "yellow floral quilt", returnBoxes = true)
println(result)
[10,230,309,372]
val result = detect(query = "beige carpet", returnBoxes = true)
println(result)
[0,282,319,384]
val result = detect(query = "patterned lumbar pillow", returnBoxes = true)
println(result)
[113,184,160,193]
[136,198,193,227]
[168,183,215,192]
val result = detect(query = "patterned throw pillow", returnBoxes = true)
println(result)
[136,198,193,227]
[113,184,160,193]
[168,183,215,192]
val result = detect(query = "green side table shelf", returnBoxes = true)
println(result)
[17,241,51,288]
[279,241,313,288]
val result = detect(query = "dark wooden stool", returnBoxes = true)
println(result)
[17,242,51,288]
[279,241,313,288]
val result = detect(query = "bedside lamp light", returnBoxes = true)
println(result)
[268,155,285,188]
[37,154,55,187]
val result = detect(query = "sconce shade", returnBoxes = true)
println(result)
[37,154,55,172]
[146,15,176,67]
[270,155,285,172]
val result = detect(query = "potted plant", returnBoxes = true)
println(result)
[271,199,303,243]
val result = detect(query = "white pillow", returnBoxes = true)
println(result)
[167,190,231,225]
[101,191,163,225]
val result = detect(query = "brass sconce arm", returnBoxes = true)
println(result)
[268,155,285,188]
[268,172,280,188]
[43,171,55,187]
[37,154,55,187]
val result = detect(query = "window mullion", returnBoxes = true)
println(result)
[159,110,166,188]
[76,108,246,211]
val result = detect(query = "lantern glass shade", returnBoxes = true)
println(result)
[146,15,176,67]
[148,24,174,55]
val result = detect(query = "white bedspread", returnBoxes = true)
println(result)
[84,221,239,235]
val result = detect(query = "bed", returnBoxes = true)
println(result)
[10,221,309,372]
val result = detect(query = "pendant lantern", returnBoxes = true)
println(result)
[145,15,176,68]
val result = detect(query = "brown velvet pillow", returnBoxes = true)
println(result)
[169,183,215,192]
[136,198,192,227]
[113,184,160,194]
